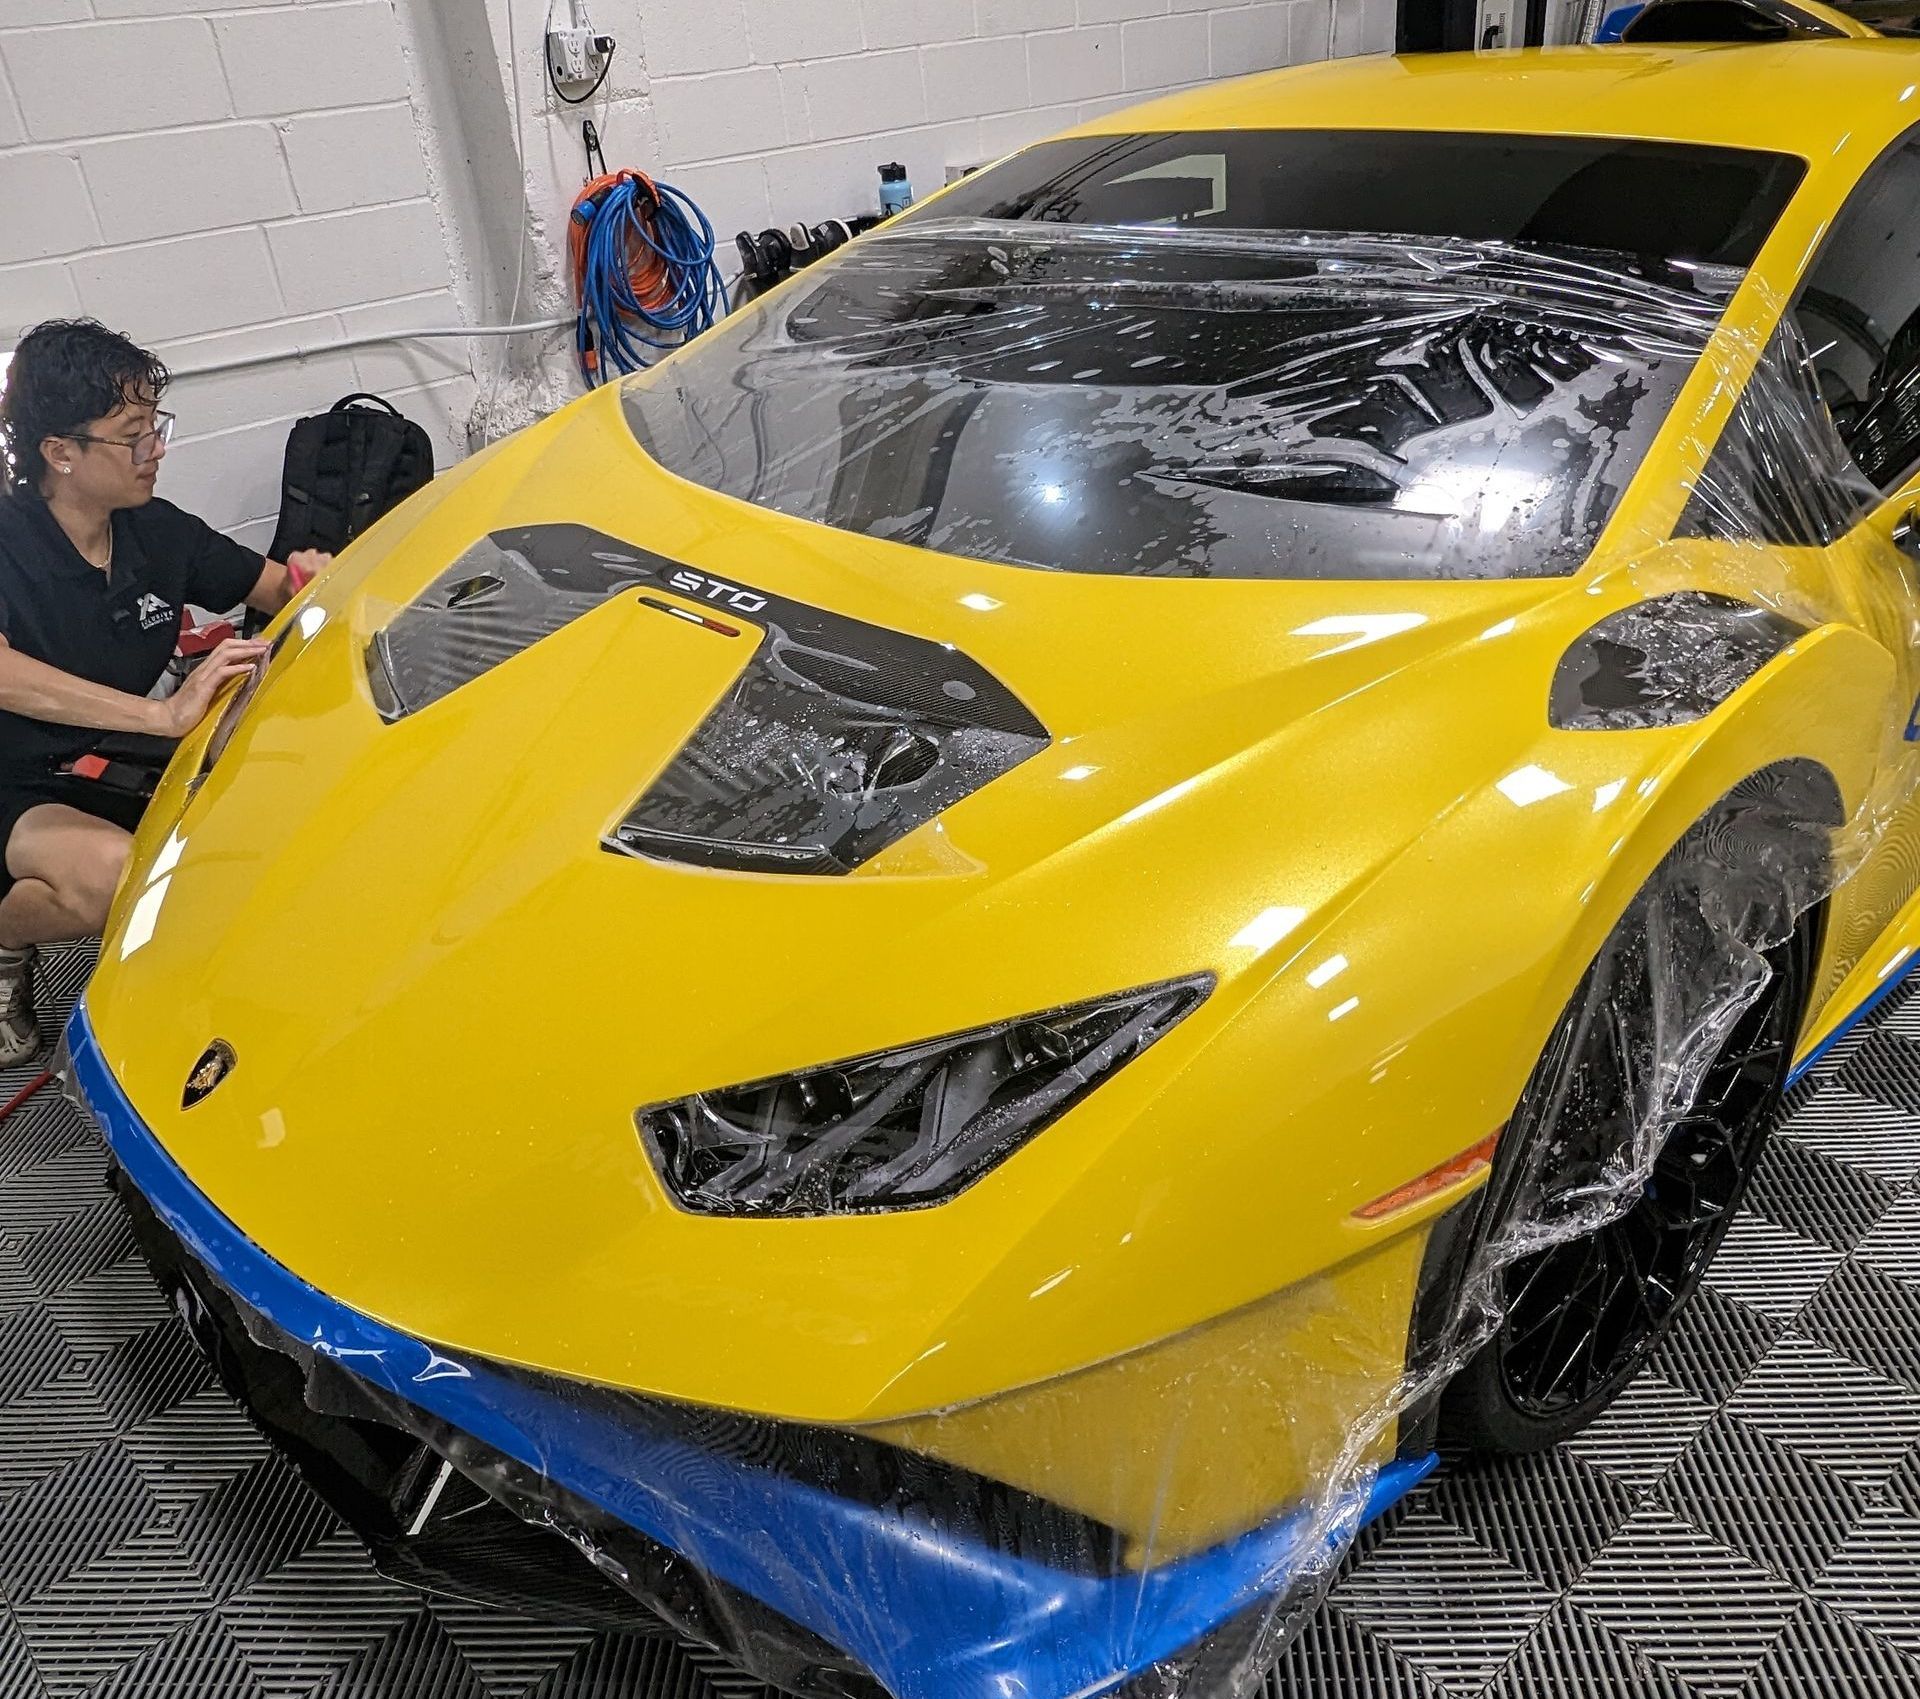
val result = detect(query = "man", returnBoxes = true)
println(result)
[0,319,331,1065]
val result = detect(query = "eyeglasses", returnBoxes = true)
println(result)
[65,410,175,468]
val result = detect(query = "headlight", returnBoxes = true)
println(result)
[638,975,1212,1217]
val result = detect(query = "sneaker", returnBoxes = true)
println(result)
[0,947,41,1068]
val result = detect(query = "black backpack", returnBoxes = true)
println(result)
[268,393,435,561]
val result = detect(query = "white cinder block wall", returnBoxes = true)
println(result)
[0,0,479,546]
[664,0,1394,233]
[495,0,1395,337]
[1,0,1394,540]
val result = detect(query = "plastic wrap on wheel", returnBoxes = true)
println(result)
[74,188,1920,1699]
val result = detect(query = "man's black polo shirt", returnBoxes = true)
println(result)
[0,493,262,782]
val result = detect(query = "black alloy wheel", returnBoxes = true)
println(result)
[1439,829,1817,1454]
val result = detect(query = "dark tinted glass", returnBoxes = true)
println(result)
[1791,140,1920,490]
[1678,320,1879,548]
[623,131,1806,583]
[924,130,1804,269]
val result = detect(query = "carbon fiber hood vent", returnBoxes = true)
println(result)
[364,524,1049,876]
[365,524,653,719]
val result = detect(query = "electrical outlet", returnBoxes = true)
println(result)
[547,25,597,83]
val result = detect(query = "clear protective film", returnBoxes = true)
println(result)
[66,208,1920,1699]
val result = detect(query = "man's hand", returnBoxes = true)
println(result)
[155,638,269,738]
[285,550,333,593]
[245,552,334,616]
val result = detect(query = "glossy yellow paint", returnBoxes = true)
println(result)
[82,43,1920,1561]
[870,1229,1427,1566]
[1069,38,1919,160]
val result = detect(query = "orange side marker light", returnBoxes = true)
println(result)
[1353,1128,1503,1222]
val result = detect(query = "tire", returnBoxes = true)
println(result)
[1437,810,1820,1455]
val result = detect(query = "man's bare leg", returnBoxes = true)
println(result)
[0,805,133,1065]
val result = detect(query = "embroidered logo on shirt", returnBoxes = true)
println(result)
[135,593,173,630]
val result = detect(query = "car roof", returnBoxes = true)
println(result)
[1076,43,1920,167]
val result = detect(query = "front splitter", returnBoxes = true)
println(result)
[65,999,1435,1699]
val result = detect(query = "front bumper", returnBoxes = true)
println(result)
[67,1002,1433,1699]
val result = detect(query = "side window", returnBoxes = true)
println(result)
[1792,141,1920,491]
[1678,322,1876,548]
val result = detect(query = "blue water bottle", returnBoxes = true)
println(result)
[878,161,912,217]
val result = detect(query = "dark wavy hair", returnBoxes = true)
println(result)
[0,319,169,499]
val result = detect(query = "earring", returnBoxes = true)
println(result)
[59,466,70,475]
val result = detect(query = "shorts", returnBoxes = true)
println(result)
[0,774,151,903]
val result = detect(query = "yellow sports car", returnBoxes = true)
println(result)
[65,25,1920,1699]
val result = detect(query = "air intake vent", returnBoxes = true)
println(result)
[361,522,1048,874]
[365,525,654,720]
[608,578,1047,876]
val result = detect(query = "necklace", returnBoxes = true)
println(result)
[81,530,114,574]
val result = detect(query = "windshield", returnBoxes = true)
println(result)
[622,132,1805,583]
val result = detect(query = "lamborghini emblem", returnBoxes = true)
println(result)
[183,1041,235,1108]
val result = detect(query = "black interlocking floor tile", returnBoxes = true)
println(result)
[1265,1601,1443,1699]
[87,1316,217,1433]
[171,1454,342,1608]
[526,1631,743,1699]
[219,1530,434,1696]
[1746,1132,1902,1254]
[44,1258,173,1359]
[0,1308,77,1414]
[0,1369,121,1500]
[1795,1013,1871,1087]
[14,1526,219,1697]
[1856,1190,1920,1287]
[1478,1598,1692,1699]
[0,1441,160,1606]
[1646,1279,1784,1407]
[0,1148,115,1242]
[120,1386,272,1511]
[1656,1411,1870,1591]
[88,1612,269,1699]
[687,1652,780,1699]
[1885,1441,1920,1521]
[0,1108,90,1199]
[1563,1368,1718,1489]
[0,1244,37,1316]
[1340,1485,1429,1570]
[1874,980,1920,1037]
[1838,1029,1920,1117]
[13,1198,133,1299]
[429,1597,600,1697]
[1814,1505,1920,1657]
[1723,1335,1920,1488]
[1701,1212,1844,1323]
[1739,1597,1920,1698]
[1776,1088,1920,1185]
[0,1602,49,1699]
[308,1607,493,1699]
[1326,1508,1557,1691]
[1425,1446,1639,1595]
[1570,1506,1801,1689]
[1799,1261,1920,1394]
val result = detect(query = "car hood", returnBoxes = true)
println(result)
[85,385,1655,1423]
